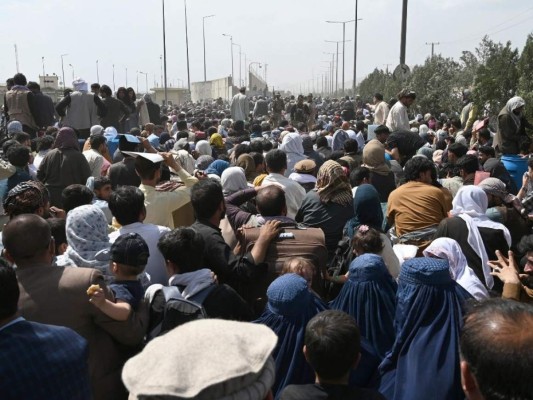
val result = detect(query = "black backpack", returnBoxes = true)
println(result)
[145,284,216,341]
[325,237,354,301]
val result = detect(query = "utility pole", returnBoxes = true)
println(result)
[425,42,440,58]
[383,63,392,73]
[400,0,408,65]
[264,63,268,87]
[42,57,45,79]
[202,14,215,83]
[162,0,168,105]
[184,0,191,93]
[14,44,19,73]
[352,0,359,96]
[96,60,99,83]
[112,64,115,92]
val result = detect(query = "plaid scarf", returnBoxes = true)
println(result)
[316,160,353,207]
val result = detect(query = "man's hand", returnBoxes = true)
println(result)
[49,206,66,219]
[258,220,282,242]
[489,250,521,285]
[195,171,208,180]
[161,152,181,171]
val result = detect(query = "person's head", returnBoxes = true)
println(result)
[456,155,479,179]
[47,218,67,256]
[177,120,188,131]
[448,143,468,164]
[108,185,146,226]
[355,121,365,133]
[2,214,54,267]
[517,235,533,277]
[250,152,265,173]
[0,259,19,323]
[6,145,30,168]
[478,145,495,165]
[158,228,205,275]
[234,143,251,160]
[304,310,361,382]
[12,73,27,86]
[374,125,390,144]
[3,181,50,219]
[527,158,533,181]
[352,225,383,256]
[316,136,328,149]
[135,156,162,183]
[90,83,101,94]
[448,118,462,135]
[26,81,40,94]
[281,257,314,287]
[6,78,14,90]
[239,86,246,94]
[89,134,107,154]
[110,232,149,279]
[478,178,512,208]
[127,87,136,101]
[265,149,287,174]
[460,299,533,400]
[93,176,112,200]
[373,93,383,103]
[99,84,112,98]
[404,156,434,184]
[61,184,94,213]
[349,166,370,187]
[478,129,491,145]
[37,135,55,153]
[398,88,416,107]
[14,132,31,148]
[344,139,358,154]
[190,179,225,221]
[256,185,287,217]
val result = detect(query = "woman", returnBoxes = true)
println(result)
[205,159,230,180]
[434,185,511,291]
[37,127,91,207]
[218,118,231,138]
[123,87,140,132]
[279,132,307,177]
[362,140,396,203]
[56,204,112,280]
[209,133,227,157]
[194,155,214,171]
[296,160,354,256]
[424,237,489,300]
[254,274,327,399]
[330,253,397,359]
[379,257,472,400]
[221,166,249,197]
[236,153,257,183]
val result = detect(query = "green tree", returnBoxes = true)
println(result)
[517,33,533,119]
[356,68,401,104]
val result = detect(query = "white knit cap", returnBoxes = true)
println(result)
[90,125,104,135]
[122,319,278,399]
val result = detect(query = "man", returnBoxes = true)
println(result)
[0,261,92,400]
[460,89,477,131]
[4,214,146,399]
[26,81,56,129]
[271,92,285,128]
[478,146,516,193]
[447,142,469,166]
[340,139,361,171]
[134,152,198,228]
[190,179,281,299]
[386,89,416,132]
[108,135,142,189]
[494,96,533,155]
[387,156,451,250]
[291,95,310,128]
[143,94,161,125]
[354,120,366,152]
[99,84,130,130]
[261,149,306,219]
[83,134,108,177]
[230,86,249,121]
[108,186,170,285]
[460,299,533,399]
[316,136,332,160]
[456,154,478,186]
[374,124,390,144]
[56,78,107,139]
[253,96,269,119]
[307,94,317,130]
[280,310,385,400]
[4,73,40,137]
[90,83,101,95]
[372,93,389,126]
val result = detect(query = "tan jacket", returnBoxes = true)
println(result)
[16,264,148,400]
[5,88,38,129]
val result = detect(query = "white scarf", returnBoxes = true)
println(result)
[169,269,215,299]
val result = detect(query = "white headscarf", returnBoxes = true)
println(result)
[451,186,511,289]
[280,132,306,175]
[505,96,525,128]
[424,238,489,300]
[72,78,88,92]
[221,166,248,196]
[195,140,211,156]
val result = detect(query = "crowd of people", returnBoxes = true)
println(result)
[1,71,533,400]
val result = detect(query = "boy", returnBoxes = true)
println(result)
[88,232,149,321]
[90,176,113,223]
[280,310,385,400]
[6,145,32,195]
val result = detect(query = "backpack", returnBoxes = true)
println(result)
[144,284,216,341]
[325,236,354,301]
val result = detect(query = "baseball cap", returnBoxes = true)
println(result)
[111,232,150,268]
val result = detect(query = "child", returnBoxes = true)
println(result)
[88,232,149,321]
[87,176,113,223]
[5,145,32,197]
[281,257,315,288]
[47,218,68,256]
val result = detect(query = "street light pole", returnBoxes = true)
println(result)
[69,64,74,81]
[159,55,163,88]
[112,64,115,92]
[222,34,234,96]
[202,14,215,83]
[136,71,139,94]
[60,54,68,90]
[139,72,148,93]
[326,19,356,95]
[184,0,191,92]
[42,57,45,79]
[353,0,358,95]
[232,43,242,87]
[96,60,99,83]
[162,0,168,104]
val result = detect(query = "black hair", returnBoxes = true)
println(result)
[157,228,205,273]
[27,81,40,91]
[518,234,533,254]
[61,184,94,213]
[47,218,66,256]
[37,135,55,152]
[263,139,273,152]
[353,226,384,253]
[119,135,140,152]
[108,186,145,226]
[89,134,106,150]
[190,179,224,220]
[3,214,51,260]
[328,150,345,161]
[7,145,30,168]
[374,125,390,135]
[450,118,462,130]
[234,144,251,160]
[456,154,479,175]
[305,310,361,380]
[0,259,19,320]
[265,149,287,173]
[344,139,358,154]
[250,152,264,168]
[350,167,370,187]
[249,140,263,154]
[478,128,491,140]
[478,145,495,158]
[100,85,112,97]
[355,121,365,131]
[176,120,187,131]
[13,73,27,86]
[374,93,383,101]
[93,176,111,191]
[460,298,533,400]
[448,142,468,159]
[91,83,100,90]
[251,124,262,134]
[256,185,285,216]
[316,136,328,148]
[404,156,434,182]
[14,132,31,144]
[134,157,161,180]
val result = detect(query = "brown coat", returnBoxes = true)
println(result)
[16,264,148,400]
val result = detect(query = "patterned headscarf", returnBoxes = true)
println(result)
[53,127,79,151]
[315,160,353,206]
[3,181,49,217]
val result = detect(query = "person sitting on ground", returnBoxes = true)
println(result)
[349,166,370,196]
[280,310,386,400]
[61,184,94,214]
[455,154,478,186]
[86,175,113,223]
[459,298,533,400]
[5,145,32,197]
[288,159,317,192]
[88,233,148,321]
[340,139,362,172]
[47,217,68,256]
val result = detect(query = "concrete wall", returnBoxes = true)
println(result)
[191,76,235,102]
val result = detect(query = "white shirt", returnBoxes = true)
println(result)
[374,101,390,125]
[355,131,366,152]
[109,222,171,285]
[83,148,104,178]
[386,101,410,132]
[262,173,306,219]
[346,129,357,140]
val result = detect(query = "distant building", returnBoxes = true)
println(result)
[150,87,190,106]
[39,75,60,90]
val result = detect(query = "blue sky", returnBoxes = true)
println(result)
[1,0,532,93]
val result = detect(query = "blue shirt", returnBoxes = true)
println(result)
[110,280,144,310]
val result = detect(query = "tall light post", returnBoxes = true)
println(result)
[323,52,335,96]
[184,0,191,93]
[60,54,68,89]
[136,71,139,93]
[325,40,351,96]
[352,0,361,95]
[96,59,99,83]
[41,57,45,79]
[162,0,168,104]
[139,71,148,93]
[69,63,74,81]
[112,64,115,92]
[202,14,215,83]
[232,42,242,87]
[222,34,234,85]
[159,55,163,88]
[248,62,261,91]
[326,19,355,95]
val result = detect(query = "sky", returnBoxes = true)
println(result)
[1,0,532,94]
